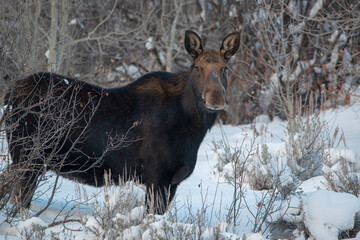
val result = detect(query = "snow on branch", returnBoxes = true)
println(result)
[309,0,324,19]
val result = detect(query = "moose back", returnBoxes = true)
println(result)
[4,30,240,214]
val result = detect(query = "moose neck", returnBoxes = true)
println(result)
[181,72,218,130]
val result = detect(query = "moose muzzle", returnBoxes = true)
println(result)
[202,72,226,111]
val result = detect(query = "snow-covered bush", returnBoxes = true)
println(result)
[15,216,47,240]
[246,144,274,191]
[302,190,360,240]
[212,133,293,234]
[266,190,360,239]
[323,149,360,196]
[214,115,329,192]
[212,110,360,237]
[285,115,327,181]
[73,176,242,240]
[76,178,146,239]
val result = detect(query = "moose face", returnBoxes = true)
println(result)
[185,30,240,111]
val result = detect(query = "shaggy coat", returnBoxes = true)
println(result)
[5,30,240,214]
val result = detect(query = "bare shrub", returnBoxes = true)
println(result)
[211,129,296,235]
[74,173,235,240]
[76,173,145,239]
[285,115,327,181]
[0,74,129,220]
[323,151,360,197]
[224,0,360,124]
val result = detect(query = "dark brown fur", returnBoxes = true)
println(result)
[4,30,240,214]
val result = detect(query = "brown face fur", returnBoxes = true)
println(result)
[193,50,227,111]
[185,30,240,111]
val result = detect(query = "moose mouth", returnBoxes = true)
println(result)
[198,98,225,113]
[205,101,226,111]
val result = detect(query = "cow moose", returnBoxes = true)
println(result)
[3,30,240,214]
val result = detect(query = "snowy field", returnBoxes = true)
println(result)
[1,97,360,239]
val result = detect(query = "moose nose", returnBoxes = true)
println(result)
[202,85,226,111]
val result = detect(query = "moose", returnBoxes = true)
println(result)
[4,30,240,214]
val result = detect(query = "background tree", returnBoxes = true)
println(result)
[1,0,359,122]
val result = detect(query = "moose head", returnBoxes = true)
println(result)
[185,30,240,111]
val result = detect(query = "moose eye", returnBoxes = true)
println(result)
[194,66,200,72]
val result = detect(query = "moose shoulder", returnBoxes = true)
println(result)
[4,30,240,214]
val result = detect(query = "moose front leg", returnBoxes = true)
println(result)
[145,182,178,215]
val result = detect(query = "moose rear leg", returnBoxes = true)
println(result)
[4,149,44,212]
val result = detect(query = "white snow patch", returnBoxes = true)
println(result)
[85,216,101,230]
[330,30,339,43]
[200,10,206,21]
[339,32,347,45]
[122,225,142,240]
[309,0,324,18]
[246,232,263,240]
[229,5,238,18]
[326,148,357,167]
[45,50,49,59]
[145,37,154,50]
[116,64,141,81]
[297,175,328,192]
[130,206,145,222]
[303,190,360,240]
[68,19,77,25]
[254,114,271,124]
[16,217,47,234]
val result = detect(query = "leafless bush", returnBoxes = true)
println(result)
[74,173,235,240]
[76,173,145,239]
[340,212,360,239]
[323,152,360,197]
[211,112,351,236]
[212,134,252,230]
[0,75,130,220]
[222,0,360,124]
[285,115,327,181]
[211,129,296,236]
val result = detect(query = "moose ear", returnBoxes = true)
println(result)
[185,30,203,60]
[220,32,240,60]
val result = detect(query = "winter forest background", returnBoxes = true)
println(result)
[2,0,359,124]
[1,0,360,239]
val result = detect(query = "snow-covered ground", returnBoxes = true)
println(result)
[1,97,360,239]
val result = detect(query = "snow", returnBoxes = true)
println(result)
[145,37,154,50]
[115,63,141,81]
[297,176,328,192]
[45,50,49,59]
[246,233,263,240]
[309,0,324,18]
[68,19,77,25]
[1,91,360,239]
[304,190,360,240]
[330,30,339,43]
